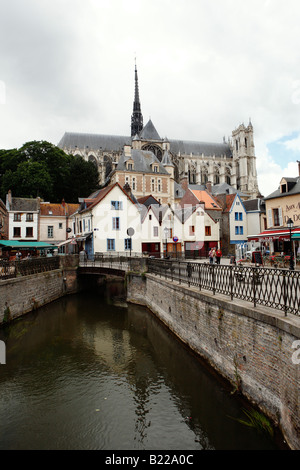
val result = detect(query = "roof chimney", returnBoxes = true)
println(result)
[180,172,188,192]
[6,189,12,209]
[206,181,212,193]
[123,182,132,197]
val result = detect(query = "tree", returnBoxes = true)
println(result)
[0,140,99,202]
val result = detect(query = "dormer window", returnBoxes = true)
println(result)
[153,165,158,173]
[127,163,133,170]
[280,183,287,193]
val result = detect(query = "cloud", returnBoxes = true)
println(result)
[0,0,300,197]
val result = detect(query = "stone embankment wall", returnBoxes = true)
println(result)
[127,272,300,450]
[0,256,78,325]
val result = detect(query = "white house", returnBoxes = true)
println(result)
[6,190,39,241]
[74,183,142,256]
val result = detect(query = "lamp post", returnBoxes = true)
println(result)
[164,227,169,258]
[287,218,294,270]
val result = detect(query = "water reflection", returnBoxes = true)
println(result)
[0,282,285,450]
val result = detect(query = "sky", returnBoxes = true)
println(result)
[1,0,300,197]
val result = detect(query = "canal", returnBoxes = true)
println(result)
[0,280,287,450]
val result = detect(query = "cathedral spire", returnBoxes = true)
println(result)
[131,60,143,137]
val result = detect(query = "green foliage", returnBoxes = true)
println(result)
[0,140,99,202]
[236,408,274,437]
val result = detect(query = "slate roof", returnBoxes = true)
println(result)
[117,149,169,175]
[140,119,161,140]
[9,197,39,212]
[58,132,131,152]
[264,177,300,200]
[243,198,265,212]
[58,125,232,159]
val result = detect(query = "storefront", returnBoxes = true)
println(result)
[248,228,300,257]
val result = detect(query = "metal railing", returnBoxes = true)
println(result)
[147,259,300,316]
[0,257,60,280]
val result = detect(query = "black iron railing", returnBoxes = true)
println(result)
[147,259,300,316]
[0,257,60,280]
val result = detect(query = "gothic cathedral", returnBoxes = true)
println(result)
[58,64,260,199]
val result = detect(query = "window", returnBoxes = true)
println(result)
[127,163,133,170]
[26,227,33,238]
[272,208,283,227]
[235,212,239,221]
[14,213,21,221]
[153,165,158,173]
[112,217,120,230]
[111,201,123,210]
[158,179,161,192]
[132,177,136,190]
[189,225,195,236]
[153,226,158,237]
[59,223,63,229]
[235,226,244,235]
[124,238,132,250]
[151,178,155,192]
[205,226,211,236]
[13,227,21,238]
[239,213,243,221]
[26,213,33,222]
[48,226,54,238]
[107,239,115,251]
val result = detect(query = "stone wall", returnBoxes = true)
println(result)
[0,256,79,325]
[127,272,300,450]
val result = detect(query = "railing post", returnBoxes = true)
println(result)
[283,270,287,316]
[252,266,256,308]
[179,261,181,284]
[230,265,233,301]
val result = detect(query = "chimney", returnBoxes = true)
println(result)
[206,181,212,193]
[124,145,132,157]
[180,172,188,191]
[6,189,12,209]
[123,182,132,197]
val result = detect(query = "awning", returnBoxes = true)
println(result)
[0,241,58,249]
[75,232,92,242]
[248,228,300,242]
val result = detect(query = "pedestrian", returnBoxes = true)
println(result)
[216,248,222,264]
[208,248,214,264]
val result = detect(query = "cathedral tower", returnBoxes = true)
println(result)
[131,62,143,137]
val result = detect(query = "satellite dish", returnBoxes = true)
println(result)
[127,227,135,237]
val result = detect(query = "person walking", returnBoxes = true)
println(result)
[208,248,215,264]
[216,248,222,264]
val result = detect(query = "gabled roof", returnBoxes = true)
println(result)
[265,177,300,200]
[9,197,39,212]
[116,149,169,175]
[140,119,161,140]
[40,202,80,217]
[189,189,222,210]
[137,195,160,206]
[79,182,137,214]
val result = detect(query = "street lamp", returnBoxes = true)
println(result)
[164,227,169,258]
[287,218,294,270]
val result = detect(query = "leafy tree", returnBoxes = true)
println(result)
[0,140,99,203]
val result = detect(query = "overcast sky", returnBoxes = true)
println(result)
[1,0,300,196]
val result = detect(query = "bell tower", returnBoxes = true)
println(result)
[131,61,143,137]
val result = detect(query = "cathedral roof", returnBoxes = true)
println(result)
[139,119,161,140]
[58,132,131,153]
[168,139,232,158]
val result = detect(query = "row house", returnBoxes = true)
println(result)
[6,190,40,241]
[247,167,300,256]
[72,182,142,257]
[4,190,79,254]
